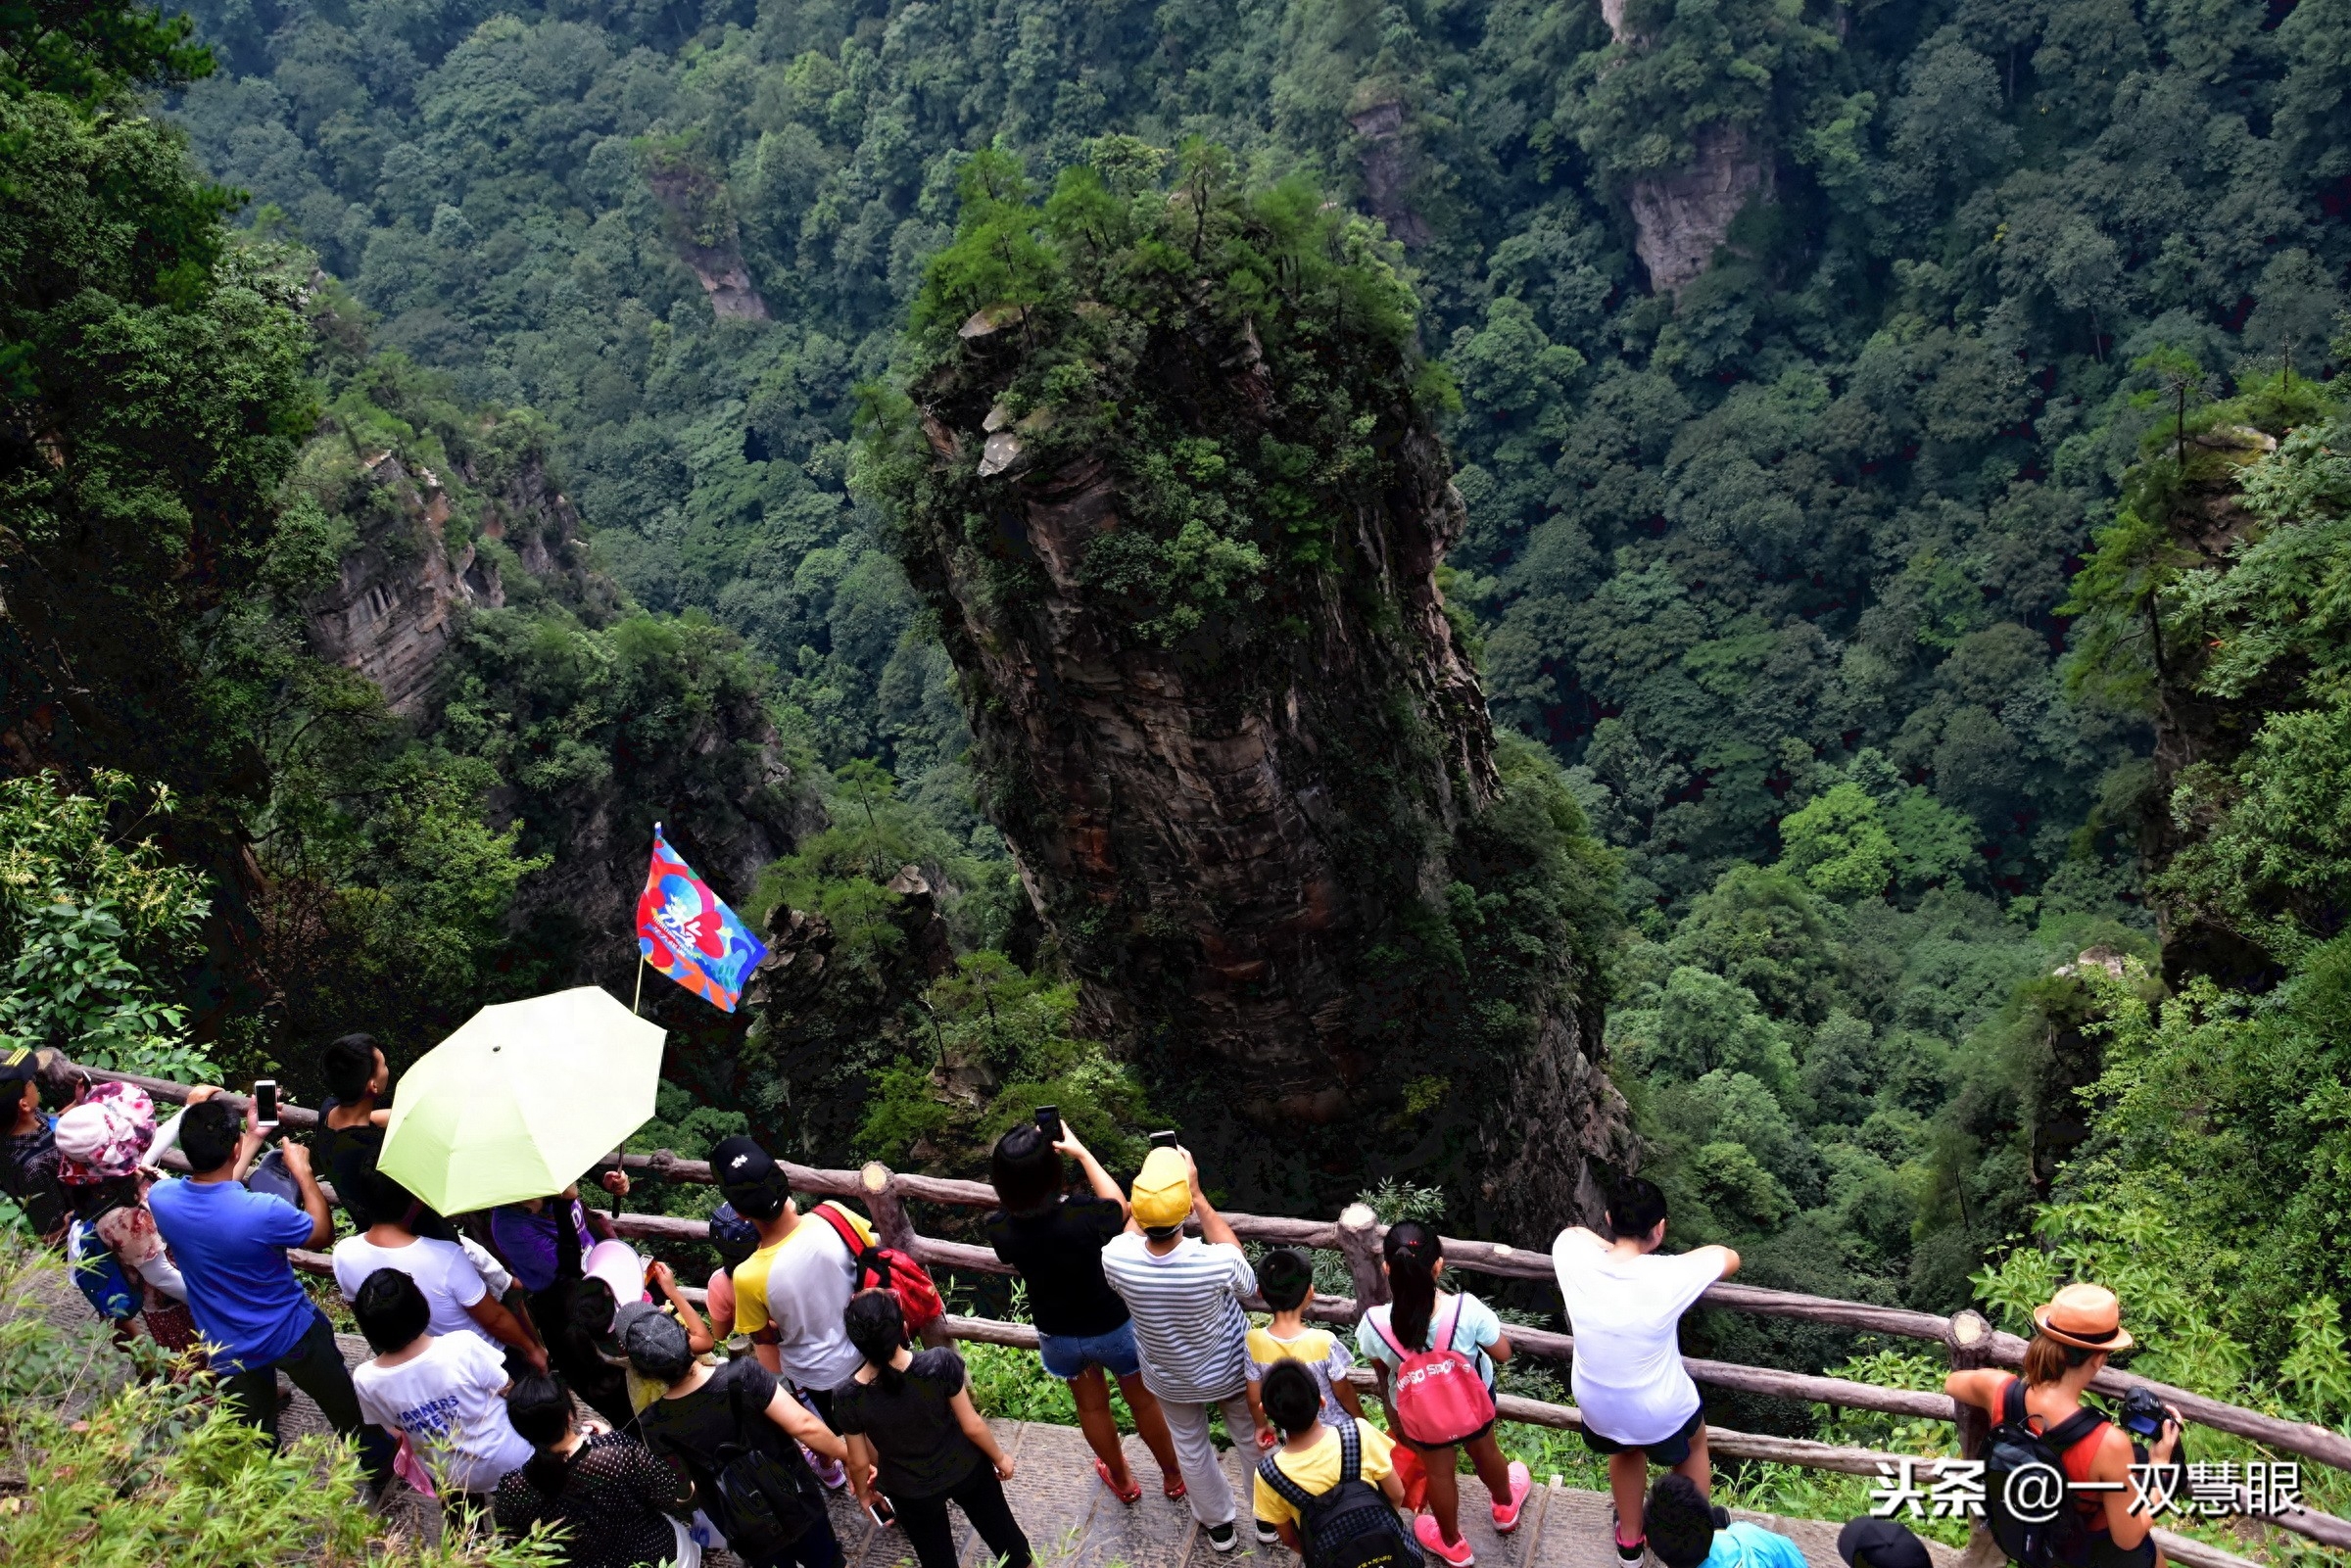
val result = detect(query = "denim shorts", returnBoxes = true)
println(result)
[1037,1319,1142,1380]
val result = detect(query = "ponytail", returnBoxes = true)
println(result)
[504,1372,577,1495]
[2021,1334,2097,1387]
[845,1287,908,1393]
[1383,1219,1441,1352]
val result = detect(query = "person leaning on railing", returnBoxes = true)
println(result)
[1550,1177,1742,1568]
[1944,1285,2182,1568]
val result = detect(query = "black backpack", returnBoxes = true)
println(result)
[1256,1423,1422,1568]
[702,1373,826,1556]
[1984,1378,2105,1568]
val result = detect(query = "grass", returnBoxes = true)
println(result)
[0,1239,561,1566]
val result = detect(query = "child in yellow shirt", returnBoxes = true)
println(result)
[1252,1360,1414,1565]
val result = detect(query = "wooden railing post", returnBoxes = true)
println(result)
[1946,1307,1998,1566]
[1945,1309,1992,1458]
[862,1160,948,1348]
[1337,1203,1387,1312]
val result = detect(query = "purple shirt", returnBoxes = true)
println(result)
[490,1198,593,1294]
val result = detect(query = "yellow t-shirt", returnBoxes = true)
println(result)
[732,1203,878,1388]
[1251,1419,1397,1531]
[1246,1324,1355,1427]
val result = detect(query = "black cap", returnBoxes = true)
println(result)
[711,1135,779,1193]
[0,1046,41,1085]
[1839,1518,1932,1568]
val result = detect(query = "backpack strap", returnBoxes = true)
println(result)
[1439,1295,1463,1354]
[1337,1420,1362,1485]
[1369,1307,1408,1360]
[2043,1409,2107,1455]
[2000,1374,2029,1429]
[1257,1450,1316,1514]
[811,1202,880,1283]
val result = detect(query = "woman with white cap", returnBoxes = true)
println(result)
[1944,1283,2181,1568]
[53,1080,198,1355]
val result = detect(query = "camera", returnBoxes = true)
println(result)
[2118,1386,2167,1441]
[2118,1386,2183,1463]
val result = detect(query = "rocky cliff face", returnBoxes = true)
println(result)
[1599,2,1773,296]
[2136,421,2287,987]
[299,419,814,1021]
[302,453,504,714]
[647,160,771,322]
[1627,121,1773,295]
[301,444,611,713]
[883,179,1632,1227]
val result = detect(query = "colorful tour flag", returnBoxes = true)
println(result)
[635,825,768,1013]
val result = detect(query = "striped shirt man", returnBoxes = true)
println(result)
[1100,1230,1256,1402]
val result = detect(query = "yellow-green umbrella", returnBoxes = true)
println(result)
[378,985,665,1214]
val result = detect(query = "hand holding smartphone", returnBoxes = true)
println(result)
[1033,1105,1062,1144]
[867,1496,896,1528]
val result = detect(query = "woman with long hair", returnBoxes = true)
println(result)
[493,1371,697,1568]
[1945,1285,2181,1568]
[982,1121,1184,1503]
[832,1288,1032,1568]
[1356,1220,1530,1567]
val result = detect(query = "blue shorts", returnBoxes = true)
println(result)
[1038,1320,1142,1381]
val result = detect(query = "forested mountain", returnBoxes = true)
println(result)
[152,0,2351,1293]
[9,0,2351,1472]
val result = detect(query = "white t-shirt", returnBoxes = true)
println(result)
[353,1332,533,1495]
[333,1233,493,1344]
[1550,1228,1727,1445]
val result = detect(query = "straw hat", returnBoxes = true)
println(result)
[2033,1282,2135,1352]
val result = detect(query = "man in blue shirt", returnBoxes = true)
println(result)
[150,1092,391,1486]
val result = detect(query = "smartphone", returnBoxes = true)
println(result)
[867,1497,896,1528]
[252,1079,279,1131]
[1034,1105,1063,1143]
[1149,1128,1178,1149]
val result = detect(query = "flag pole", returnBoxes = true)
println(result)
[632,819,661,1016]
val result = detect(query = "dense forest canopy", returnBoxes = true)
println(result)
[6,0,2351,1520]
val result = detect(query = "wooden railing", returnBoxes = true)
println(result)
[79,1066,2351,1565]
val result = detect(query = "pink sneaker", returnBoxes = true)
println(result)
[1490,1462,1532,1533]
[1415,1511,1475,1566]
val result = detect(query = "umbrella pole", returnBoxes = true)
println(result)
[632,954,646,1016]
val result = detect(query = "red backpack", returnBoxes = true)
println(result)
[810,1202,945,1335]
[1371,1296,1496,1448]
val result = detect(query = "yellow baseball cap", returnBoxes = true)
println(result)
[1130,1147,1193,1230]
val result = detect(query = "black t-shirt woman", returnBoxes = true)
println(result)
[629,1309,847,1568]
[981,1124,1183,1503]
[494,1371,693,1568]
[833,1289,1032,1568]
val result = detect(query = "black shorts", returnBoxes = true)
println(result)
[1396,1421,1496,1454]
[2087,1534,2157,1568]
[1581,1407,1703,1467]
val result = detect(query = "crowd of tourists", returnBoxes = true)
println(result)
[0,1042,2183,1568]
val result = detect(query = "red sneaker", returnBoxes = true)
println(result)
[1415,1512,1475,1566]
[1491,1462,1532,1533]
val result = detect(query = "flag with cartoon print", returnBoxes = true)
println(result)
[634,825,767,1012]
